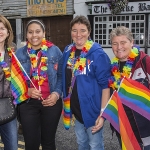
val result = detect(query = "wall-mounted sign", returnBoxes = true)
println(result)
[92,1,150,15]
[27,0,66,17]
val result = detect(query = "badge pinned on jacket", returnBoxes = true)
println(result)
[54,63,58,70]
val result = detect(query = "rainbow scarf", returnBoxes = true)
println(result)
[63,96,71,130]
[63,75,76,130]
[102,91,141,150]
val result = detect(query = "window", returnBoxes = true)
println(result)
[93,14,145,47]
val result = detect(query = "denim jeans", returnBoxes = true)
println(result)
[0,118,18,150]
[74,119,104,150]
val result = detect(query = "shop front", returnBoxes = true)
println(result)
[0,0,74,51]
[86,0,150,58]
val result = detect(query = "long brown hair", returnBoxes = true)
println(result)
[0,15,14,47]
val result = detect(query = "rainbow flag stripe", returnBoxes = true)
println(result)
[118,77,150,120]
[102,93,119,133]
[102,91,141,150]
[11,54,29,104]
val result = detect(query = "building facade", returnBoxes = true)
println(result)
[1,0,150,57]
[0,0,74,51]
[75,0,150,58]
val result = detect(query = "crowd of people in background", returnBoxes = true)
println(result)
[0,14,149,150]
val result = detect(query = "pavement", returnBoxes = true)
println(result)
[56,118,121,150]
[0,117,121,150]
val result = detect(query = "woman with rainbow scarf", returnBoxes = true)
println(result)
[62,15,111,150]
[16,19,63,150]
[109,26,150,150]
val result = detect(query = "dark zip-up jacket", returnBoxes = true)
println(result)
[130,51,150,146]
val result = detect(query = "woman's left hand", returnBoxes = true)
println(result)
[91,116,104,133]
[42,93,58,107]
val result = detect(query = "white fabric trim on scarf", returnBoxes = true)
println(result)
[141,136,150,146]
[131,67,146,80]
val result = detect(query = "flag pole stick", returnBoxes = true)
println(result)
[101,74,132,116]
[12,52,44,100]
[100,90,116,116]
[117,73,132,92]
[117,76,125,92]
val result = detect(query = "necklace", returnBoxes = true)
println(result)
[27,38,53,86]
[109,47,139,90]
[67,40,93,76]
[0,47,14,81]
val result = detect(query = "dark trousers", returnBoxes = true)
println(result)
[19,98,62,150]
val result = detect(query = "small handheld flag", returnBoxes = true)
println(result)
[102,91,141,150]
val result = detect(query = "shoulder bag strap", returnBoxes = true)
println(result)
[1,75,4,98]
[68,76,76,97]
[141,55,150,89]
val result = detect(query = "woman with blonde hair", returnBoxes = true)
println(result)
[109,26,150,150]
[0,15,18,150]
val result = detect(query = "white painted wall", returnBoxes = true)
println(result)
[73,0,150,58]
[73,0,114,59]
[74,0,89,18]
[148,48,150,55]
[103,48,115,60]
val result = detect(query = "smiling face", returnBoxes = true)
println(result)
[26,23,45,50]
[111,35,134,61]
[71,23,90,49]
[0,22,9,45]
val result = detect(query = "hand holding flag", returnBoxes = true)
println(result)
[102,91,141,150]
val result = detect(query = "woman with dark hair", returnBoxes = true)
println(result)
[62,15,111,150]
[0,15,18,150]
[16,19,63,150]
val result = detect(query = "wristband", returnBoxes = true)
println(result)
[101,108,105,112]
[100,108,106,120]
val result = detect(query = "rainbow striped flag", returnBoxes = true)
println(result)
[118,77,150,120]
[102,91,141,150]
[11,54,29,104]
